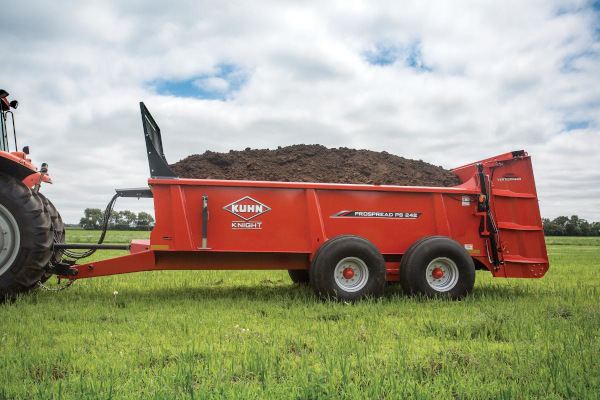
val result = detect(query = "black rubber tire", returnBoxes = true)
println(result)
[399,236,475,300]
[309,235,386,301]
[399,235,446,295]
[288,269,310,284]
[38,193,65,283]
[290,236,352,285]
[0,173,53,301]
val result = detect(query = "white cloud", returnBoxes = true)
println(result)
[193,77,230,92]
[1,0,599,222]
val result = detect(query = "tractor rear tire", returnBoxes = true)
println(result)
[288,269,310,284]
[0,173,53,301]
[399,236,475,300]
[309,235,386,301]
[38,193,65,283]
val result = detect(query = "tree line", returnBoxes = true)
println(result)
[80,208,155,230]
[542,215,600,236]
[78,208,597,235]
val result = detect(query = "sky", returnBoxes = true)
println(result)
[1,0,599,223]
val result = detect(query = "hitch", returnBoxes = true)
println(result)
[47,260,79,277]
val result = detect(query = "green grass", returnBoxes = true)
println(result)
[63,230,150,244]
[1,233,598,399]
[545,235,600,246]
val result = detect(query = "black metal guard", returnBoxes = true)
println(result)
[7,111,17,151]
[115,187,153,198]
[1,109,8,152]
[201,195,209,249]
[139,102,178,179]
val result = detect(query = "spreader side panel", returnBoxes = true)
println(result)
[314,190,486,258]
[149,181,487,268]
[150,183,315,254]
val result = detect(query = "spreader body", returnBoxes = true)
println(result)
[49,103,550,301]
[70,150,548,282]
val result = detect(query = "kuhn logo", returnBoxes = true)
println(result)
[223,196,271,221]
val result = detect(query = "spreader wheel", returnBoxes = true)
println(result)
[288,269,310,284]
[0,173,53,301]
[399,236,475,299]
[309,235,386,301]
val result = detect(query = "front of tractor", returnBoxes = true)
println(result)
[0,89,64,300]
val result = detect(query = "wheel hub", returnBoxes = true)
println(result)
[0,203,20,276]
[425,257,459,292]
[342,267,355,279]
[334,257,369,293]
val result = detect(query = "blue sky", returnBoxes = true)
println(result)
[364,41,432,71]
[1,0,599,222]
[150,64,247,100]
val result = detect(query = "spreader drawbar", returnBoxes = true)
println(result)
[53,243,131,251]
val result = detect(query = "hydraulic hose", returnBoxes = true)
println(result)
[62,193,120,259]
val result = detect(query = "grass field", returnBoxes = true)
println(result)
[1,231,599,399]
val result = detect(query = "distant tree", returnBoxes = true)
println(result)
[579,219,591,236]
[565,215,582,236]
[109,210,124,230]
[79,209,155,231]
[544,215,599,236]
[553,216,569,228]
[543,219,565,236]
[80,208,103,230]
[120,210,138,229]
[136,212,155,230]
[542,218,550,227]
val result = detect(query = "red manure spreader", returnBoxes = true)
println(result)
[0,91,549,301]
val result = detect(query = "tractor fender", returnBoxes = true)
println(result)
[22,172,52,188]
[0,152,52,188]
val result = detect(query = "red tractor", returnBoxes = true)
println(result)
[0,89,64,299]
[1,90,549,302]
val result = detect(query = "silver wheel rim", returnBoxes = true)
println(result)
[334,257,369,292]
[425,257,459,292]
[0,203,20,276]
